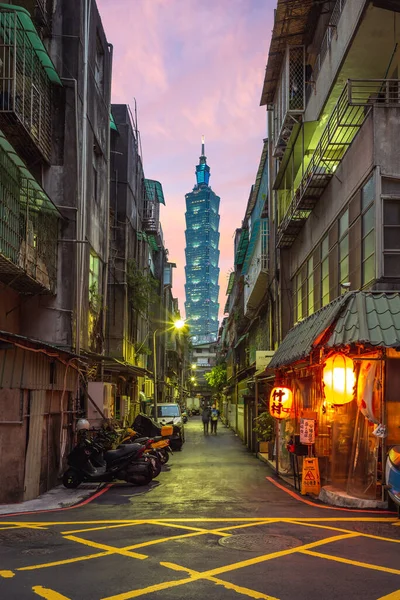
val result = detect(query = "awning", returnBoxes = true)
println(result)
[144,179,165,205]
[326,292,400,349]
[0,4,62,85]
[268,294,349,369]
[82,351,152,378]
[110,112,118,131]
[234,333,248,349]
[0,131,60,215]
[235,229,249,266]
[148,234,159,252]
[226,272,235,295]
[0,330,80,358]
[269,291,400,370]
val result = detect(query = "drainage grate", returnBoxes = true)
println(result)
[218,533,302,552]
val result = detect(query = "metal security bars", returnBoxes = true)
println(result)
[277,79,400,248]
[0,7,53,162]
[0,141,58,293]
[272,46,305,159]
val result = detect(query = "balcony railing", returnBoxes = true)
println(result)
[0,133,59,293]
[0,7,61,164]
[277,79,400,248]
[142,179,164,234]
[272,46,305,159]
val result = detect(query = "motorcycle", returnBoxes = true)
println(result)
[121,428,172,469]
[62,435,153,489]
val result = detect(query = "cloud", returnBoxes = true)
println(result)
[98,0,274,320]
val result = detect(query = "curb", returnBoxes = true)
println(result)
[0,483,113,518]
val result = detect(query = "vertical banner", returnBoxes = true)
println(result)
[300,418,315,445]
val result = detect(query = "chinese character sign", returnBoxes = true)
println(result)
[269,387,293,420]
[300,418,315,445]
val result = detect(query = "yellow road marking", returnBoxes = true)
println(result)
[61,522,146,535]
[18,551,111,571]
[162,561,279,600]
[32,586,71,600]
[301,549,400,575]
[288,519,400,544]
[0,570,15,578]
[101,575,198,600]
[63,535,148,560]
[149,520,231,536]
[377,590,400,599]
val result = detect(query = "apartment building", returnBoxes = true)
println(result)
[260,0,400,505]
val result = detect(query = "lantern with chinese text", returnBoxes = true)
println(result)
[322,353,355,406]
[269,386,293,419]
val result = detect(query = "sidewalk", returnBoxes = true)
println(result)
[0,483,105,516]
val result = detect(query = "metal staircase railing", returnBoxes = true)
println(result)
[277,79,400,248]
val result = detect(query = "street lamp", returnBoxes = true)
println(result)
[153,319,186,421]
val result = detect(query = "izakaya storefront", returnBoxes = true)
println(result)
[268,292,400,506]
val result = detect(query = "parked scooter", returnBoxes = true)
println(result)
[63,435,153,489]
[121,428,171,469]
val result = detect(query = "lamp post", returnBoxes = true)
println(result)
[153,319,185,421]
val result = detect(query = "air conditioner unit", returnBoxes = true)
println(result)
[87,382,116,426]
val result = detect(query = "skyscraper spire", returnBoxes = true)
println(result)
[196,136,210,185]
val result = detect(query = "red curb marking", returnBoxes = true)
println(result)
[266,477,397,514]
[0,483,113,518]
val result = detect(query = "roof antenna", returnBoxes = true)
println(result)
[201,135,205,157]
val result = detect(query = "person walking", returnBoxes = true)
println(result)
[202,405,211,435]
[210,404,219,435]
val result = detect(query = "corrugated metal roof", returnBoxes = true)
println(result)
[326,292,400,348]
[268,294,349,369]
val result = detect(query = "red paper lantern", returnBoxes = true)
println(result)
[269,386,293,419]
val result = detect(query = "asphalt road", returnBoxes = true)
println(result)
[1,417,400,600]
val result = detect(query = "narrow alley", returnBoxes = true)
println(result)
[0,418,399,600]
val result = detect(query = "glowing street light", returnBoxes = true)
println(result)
[153,319,186,421]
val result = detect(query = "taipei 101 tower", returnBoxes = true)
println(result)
[184,138,220,344]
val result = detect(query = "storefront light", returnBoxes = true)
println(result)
[269,386,293,419]
[322,353,355,406]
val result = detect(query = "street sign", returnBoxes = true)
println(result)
[301,457,320,496]
[256,351,274,370]
[300,418,315,445]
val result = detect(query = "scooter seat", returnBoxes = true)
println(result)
[105,443,142,461]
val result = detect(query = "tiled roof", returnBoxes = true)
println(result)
[326,292,400,348]
[268,294,348,369]
[269,291,400,369]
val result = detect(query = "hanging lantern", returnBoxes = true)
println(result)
[269,386,293,419]
[322,353,355,406]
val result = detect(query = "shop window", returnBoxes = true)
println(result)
[339,209,349,289]
[321,235,329,307]
[383,198,400,277]
[362,177,375,284]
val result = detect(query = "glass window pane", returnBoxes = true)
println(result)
[340,256,349,283]
[384,253,400,277]
[384,227,400,250]
[321,235,329,259]
[384,199,400,224]
[362,176,374,210]
[322,257,329,278]
[363,255,375,284]
[339,234,349,260]
[363,230,375,258]
[308,256,313,275]
[362,205,374,234]
[339,210,349,237]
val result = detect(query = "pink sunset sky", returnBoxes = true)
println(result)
[97,0,275,320]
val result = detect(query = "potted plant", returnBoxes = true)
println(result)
[253,411,275,455]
